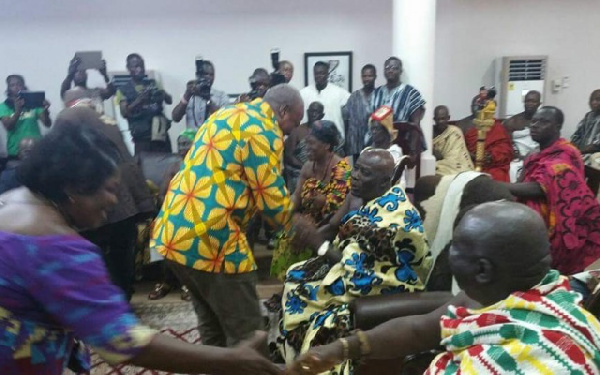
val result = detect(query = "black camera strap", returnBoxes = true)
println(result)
[191,95,212,128]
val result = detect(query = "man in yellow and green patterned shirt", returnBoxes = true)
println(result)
[151,84,303,346]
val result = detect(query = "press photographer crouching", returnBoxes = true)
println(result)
[172,59,229,130]
[116,53,173,155]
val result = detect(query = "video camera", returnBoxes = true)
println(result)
[195,56,212,99]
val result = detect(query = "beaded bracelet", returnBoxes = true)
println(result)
[356,330,372,358]
[339,337,350,360]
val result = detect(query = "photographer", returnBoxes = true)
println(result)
[116,53,173,155]
[237,68,271,104]
[60,55,116,112]
[0,75,51,159]
[172,60,228,129]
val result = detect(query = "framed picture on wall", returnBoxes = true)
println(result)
[304,51,353,92]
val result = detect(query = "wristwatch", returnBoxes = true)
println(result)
[317,240,331,256]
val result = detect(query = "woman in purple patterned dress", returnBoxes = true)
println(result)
[0,113,280,375]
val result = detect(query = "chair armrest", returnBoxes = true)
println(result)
[584,165,600,196]
[350,292,453,330]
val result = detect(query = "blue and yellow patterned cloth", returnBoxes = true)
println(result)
[151,99,293,274]
[278,185,432,374]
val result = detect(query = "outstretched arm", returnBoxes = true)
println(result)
[504,181,544,199]
[286,293,478,374]
[132,332,281,375]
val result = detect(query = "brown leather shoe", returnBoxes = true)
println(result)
[148,283,172,300]
[180,286,192,301]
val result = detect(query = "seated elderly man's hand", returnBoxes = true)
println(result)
[285,342,344,375]
[291,214,322,250]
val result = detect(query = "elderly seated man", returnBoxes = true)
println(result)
[277,148,432,374]
[289,201,600,375]
[432,105,474,176]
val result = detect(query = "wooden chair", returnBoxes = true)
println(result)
[584,286,600,320]
[585,165,600,197]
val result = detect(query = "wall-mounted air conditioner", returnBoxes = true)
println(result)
[495,56,547,118]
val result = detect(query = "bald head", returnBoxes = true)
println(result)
[450,201,551,306]
[363,148,395,176]
[352,149,395,201]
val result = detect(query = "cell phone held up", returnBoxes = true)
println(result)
[18,91,45,110]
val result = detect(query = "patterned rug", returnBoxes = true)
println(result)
[85,299,276,374]
[90,301,200,375]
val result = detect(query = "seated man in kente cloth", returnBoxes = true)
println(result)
[288,201,600,375]
[277,148,432,374]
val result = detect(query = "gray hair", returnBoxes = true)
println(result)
[263,84,303,110]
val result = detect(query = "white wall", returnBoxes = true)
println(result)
[1,0,597,142]
[434,0,600,137]
[0,0,393,148]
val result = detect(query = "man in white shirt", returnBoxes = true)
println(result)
[300,61,350,141]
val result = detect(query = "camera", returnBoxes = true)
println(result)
[141,78,164,104]
[195,56,212,99]
[270,48,286,86]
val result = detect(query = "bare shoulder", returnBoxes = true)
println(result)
[0,190,78,237]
